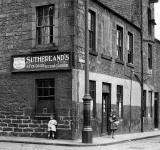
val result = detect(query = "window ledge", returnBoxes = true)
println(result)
[89,51,98,56]
[101,54,112,61]
[115,59,124,65]
[34,113,54,120]
[32,43,58,53]
[127,63,134,68]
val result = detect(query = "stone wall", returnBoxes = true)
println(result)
[0,0,75,139]
[0,71,73,139]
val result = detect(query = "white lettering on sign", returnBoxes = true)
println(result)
[26,54,69,64]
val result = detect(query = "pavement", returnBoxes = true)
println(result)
[0,130,160,147]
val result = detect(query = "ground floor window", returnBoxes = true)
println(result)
[89,80,96,118]
[117,85,123,118]
[148,91,152,117]
[36,79,55,114]
[143,90,147,117]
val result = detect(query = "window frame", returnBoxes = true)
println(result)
[148,91,153,117]
[143,90,147,117]
[88,10,96,52]
[127,32,134,64]
[36,78,55,115]
[148,7,152,35]
[36,5,55,45]
[116,25,123,61]
[89,80,96,118]
[117,85,123,118]
[148,44,152,70]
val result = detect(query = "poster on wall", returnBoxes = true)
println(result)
[12,52,71,72]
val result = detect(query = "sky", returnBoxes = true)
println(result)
[155,2,160,40]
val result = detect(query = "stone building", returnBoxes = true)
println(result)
[0,0,159,140]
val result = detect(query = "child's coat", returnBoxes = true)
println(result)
[48,119,57,132]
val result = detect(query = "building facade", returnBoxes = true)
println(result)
[0,0,159,140]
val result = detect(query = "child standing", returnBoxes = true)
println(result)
[48,115,57,139]
[109,109,119,138]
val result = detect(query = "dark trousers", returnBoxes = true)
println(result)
[48,131,55,139]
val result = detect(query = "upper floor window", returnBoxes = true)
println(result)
[148,7,152,35]
[116,25,123,61]
[127,32,133,64]
[117,85,123,118]
[88,10,96,52]
[148,44,152,69]
[36,5,55,45]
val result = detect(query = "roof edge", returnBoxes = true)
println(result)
[91,0,141,31]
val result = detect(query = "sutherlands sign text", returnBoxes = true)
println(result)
[12,53,71,72]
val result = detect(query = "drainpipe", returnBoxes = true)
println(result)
[140,0,144,132]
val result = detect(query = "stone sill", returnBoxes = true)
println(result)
[32,43,58,53]
[101,54,112,61]
[89,51,98,56]
[115,59,124,65]
[127,63,134,68]
[34,113,54,120]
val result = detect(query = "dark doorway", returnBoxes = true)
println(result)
[101,83,111,135]
[154,92,159,128]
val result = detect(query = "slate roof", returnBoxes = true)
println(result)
[97,0,141,27]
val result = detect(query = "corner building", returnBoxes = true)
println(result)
[0,0,159,139]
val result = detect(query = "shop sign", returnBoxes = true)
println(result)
[12,53,71,72]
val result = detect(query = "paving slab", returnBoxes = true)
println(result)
[0,130,160,147]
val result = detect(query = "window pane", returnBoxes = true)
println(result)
[49,6,54,15]
[44,16,49,26]
[36,5,54,45]
[44,6,49,16]
[50,88,55,95]
[49,80,55,87]
[37,16,43,26]
[37,88,43,96]
[37,27,42,44]
[117,85,123,118]
[89,80,96,118]
[88,12,91,30]
[37,7,43,17]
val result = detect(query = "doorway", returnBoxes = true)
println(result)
[101,83,111,135]
[154,92,159,128]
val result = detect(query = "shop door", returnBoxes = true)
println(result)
[154,92,159,128]
[101,83,111,135]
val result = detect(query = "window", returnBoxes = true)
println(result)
[36,79,55,114]
[116,26,123,61]
[148,7,152,35]
[148,44,152,69]
[36,5,55,45]
[117,85,123,118]
[127,32,133,64]
[88,10,96,52]
[143,90,147,117]
[89,80,96,118]
[148,91,152,117]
